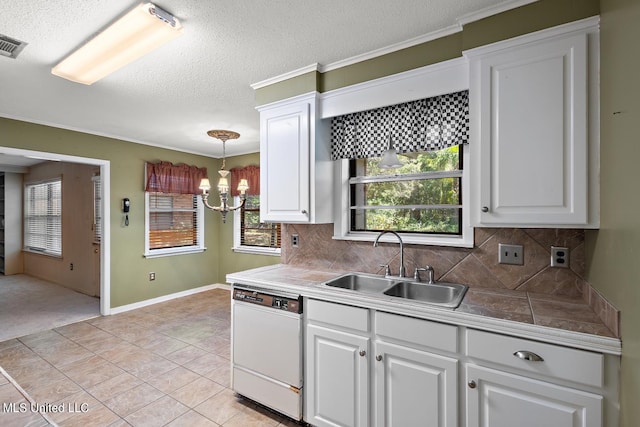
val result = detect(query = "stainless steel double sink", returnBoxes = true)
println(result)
[322,272,468,309]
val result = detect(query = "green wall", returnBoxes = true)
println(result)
[216,152,280,283]
[0,118,245,307]
[1,118,279,306]
[586,1,640,426]
[461,0,599,50]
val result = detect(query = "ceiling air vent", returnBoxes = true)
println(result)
[0,34,27,59]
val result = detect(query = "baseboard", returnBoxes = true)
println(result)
[108,283,231,315]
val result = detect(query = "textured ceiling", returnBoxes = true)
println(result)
[0,0,526,159]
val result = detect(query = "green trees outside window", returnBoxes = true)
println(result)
[350,145,461,234]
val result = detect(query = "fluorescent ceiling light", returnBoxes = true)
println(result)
[51,3,183,85]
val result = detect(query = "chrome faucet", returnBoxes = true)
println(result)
[373,230,406,278]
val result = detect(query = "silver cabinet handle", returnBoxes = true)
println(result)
[359,350,366,357]
[481,206,489,213]
[376,355,383,361]
[513,350,544,362]
[468,380,477,389]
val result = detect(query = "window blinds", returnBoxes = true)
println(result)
[92,175,102,244]
[148,193,199,250]
[24,179,62,256]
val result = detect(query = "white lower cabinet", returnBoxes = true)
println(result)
[374,341,457,427]
[465,365,602,427]
[303,298,617,427]
[465,329,606,427]
[306,323,370,427]
[304,299,458,427]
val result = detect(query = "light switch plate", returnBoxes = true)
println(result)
[498,243,524,265]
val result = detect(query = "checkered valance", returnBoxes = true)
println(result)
[330,90,469,160]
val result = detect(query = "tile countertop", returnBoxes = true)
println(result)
[226,264,622,356]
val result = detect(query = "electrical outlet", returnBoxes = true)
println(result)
[291,233,299,247]
[498,243,524,265]
[70,263,74,271]
[550,246,569,268]
[149,272,156,281]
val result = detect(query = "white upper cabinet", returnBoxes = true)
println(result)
[465,18,600,227]
[258,92,333,224]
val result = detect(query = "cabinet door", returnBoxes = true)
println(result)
[470,33,589,226]
[306,323,369,427]
[466,365,602,427]
[374,341,458,427]
[259,101,310,223]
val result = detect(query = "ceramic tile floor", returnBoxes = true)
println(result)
[0,288,300,427]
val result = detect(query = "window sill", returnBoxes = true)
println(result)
[333,231,474,248]
[23,248,63,258]
[144,247,206,258]
[232,246,281,257]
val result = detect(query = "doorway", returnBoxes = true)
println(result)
[0,146,111,315]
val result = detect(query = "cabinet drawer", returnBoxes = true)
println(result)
[306,299,369,332]
[466,329,603,388]
[376,311,457,353]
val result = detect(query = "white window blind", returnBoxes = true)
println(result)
[145,192,205,257]
[92,175,102,243]
[24,179,62,256]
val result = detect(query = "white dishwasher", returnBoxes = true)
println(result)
[231,285,303,421]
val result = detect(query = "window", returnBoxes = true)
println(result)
[24,178,62,256]
[144,192,205,257]
[351,146,462,234]
[335,144,472,247]
[144,161,207,257]
[330,90,472,247]
[233,195,281,256]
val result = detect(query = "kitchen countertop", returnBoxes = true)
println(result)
[227,264,622,355]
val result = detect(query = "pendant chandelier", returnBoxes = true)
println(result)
[199,130,249,223]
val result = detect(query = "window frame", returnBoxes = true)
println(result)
[233,195,281,256]
[144,192,206,258]
[23,177,63,257]
[333,143,473,248]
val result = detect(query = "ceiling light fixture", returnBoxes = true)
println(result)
[199,130,249,223]
[378,134,403,169]
[51,3,183,85]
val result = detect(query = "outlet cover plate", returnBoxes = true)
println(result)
[498,243,524,265]
[550,246,569,268]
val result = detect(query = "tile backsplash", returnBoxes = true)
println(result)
[281,224,620,337]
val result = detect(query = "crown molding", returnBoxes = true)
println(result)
[250,63,320,90]
[457,0,540,26]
